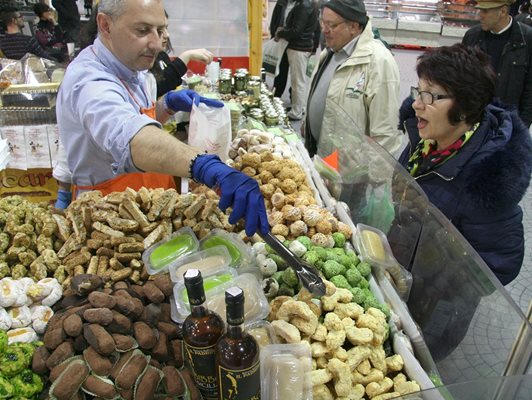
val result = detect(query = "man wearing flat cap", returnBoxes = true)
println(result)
[463,0,532,127]
[303,0,402,161]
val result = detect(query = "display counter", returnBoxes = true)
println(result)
[367,0,478,47]
[306,102,531,396]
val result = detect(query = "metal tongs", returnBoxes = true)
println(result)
[259,231,326,297]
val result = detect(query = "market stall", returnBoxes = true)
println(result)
[0,4,530,397]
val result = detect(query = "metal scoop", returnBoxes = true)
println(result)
[259,231,326,297]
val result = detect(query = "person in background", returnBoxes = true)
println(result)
[399,44,531,285]
[84,0,93,18]
[270,0,319,121]
[33,3,67,62]
[56,0,269,237]
[0,7,52,60]
[304,0,402,157]
[52,0,80,43]
[515,0,532,25]
[462,0,532,127]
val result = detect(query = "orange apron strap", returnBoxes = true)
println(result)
[74,172,176,198]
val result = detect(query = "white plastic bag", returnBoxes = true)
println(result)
[262,38,288,77]
[189,102,231,160]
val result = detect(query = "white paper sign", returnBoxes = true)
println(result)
[24,125,51,168]
[1,126,27,170]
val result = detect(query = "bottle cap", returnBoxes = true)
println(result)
[225,286,244,325]
[184,269,205,306]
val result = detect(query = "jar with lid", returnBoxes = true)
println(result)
[249,108,264,121]
[234,72,247,92]
[247,80,261,101]
[265,111,279,126]
[218,74,232,94]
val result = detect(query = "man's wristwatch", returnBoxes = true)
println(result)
[162,94,176,115]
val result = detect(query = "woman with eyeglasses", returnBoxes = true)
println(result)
[398,43,531,285]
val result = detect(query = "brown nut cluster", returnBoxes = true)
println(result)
[32,274,197,400]
[0,196,63,281]
[49,187,234,289]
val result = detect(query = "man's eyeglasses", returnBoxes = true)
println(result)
[15,15,24,19]
[411,86,452,105]
[319,18,346,30]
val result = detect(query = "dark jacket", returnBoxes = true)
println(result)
[270,0,319,52]
[151,52,187,98]
[52,0,80,32]
[35,20,67,62]
[462,20,532,127]
[398,97,532,285]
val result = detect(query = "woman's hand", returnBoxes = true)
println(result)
[178,48,214,65]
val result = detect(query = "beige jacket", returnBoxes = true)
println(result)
[306,19,403,164]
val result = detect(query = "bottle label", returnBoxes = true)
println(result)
[218,360,260,400]
[184,342,219,399]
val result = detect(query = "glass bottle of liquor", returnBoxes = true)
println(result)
[182,269,225,400]
[216,287,260,400]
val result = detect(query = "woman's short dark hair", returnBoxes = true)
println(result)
[416,44,496,125]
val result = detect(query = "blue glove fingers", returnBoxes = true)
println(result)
[55,189,72,209]
[257,199,270,234]
[166,89,195,112]
[191,92,201,107]
[227,184,249,225]
[200,98,224,108]
[218,184,235,211]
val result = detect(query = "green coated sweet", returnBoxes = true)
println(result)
[0,375,14,399]
[0,347,27,377]
[10,343,34,366]
[150,234,196,270]
[202,236,241,266]
[13,370,43,398]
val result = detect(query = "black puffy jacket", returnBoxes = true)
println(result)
[462,20,532,127]
[399,97,532,285]
[270,0,319,52]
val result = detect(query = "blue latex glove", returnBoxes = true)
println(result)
[192,154,269,236]
[164,89,224,113]
[54,189,72,209]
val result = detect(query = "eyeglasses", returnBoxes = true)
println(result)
[411,86,452,105]
[15,15,23,19]
[319,18,347,30]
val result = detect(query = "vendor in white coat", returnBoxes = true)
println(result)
[304,0,402,159]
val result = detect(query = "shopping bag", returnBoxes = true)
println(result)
[262,38,288,77]
[189,102,231,160]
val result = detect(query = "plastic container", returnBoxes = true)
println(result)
[172,273,269,325]
[355,223,412,300]
[142,227,199,275]
[199,229,256,273]
[168,246,232,283]
[260,343,313,400]
[245,320,277,349]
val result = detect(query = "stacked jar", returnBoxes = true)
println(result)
[219,68,232,94]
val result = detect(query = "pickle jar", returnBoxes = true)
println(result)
[249,108,264,121]
[247,81,261,101]
[234,72,247,92]
[265,111,279,126]
[219,74,232,94]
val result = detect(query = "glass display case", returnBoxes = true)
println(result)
[310,103,531,396]
[365,0,479,44]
